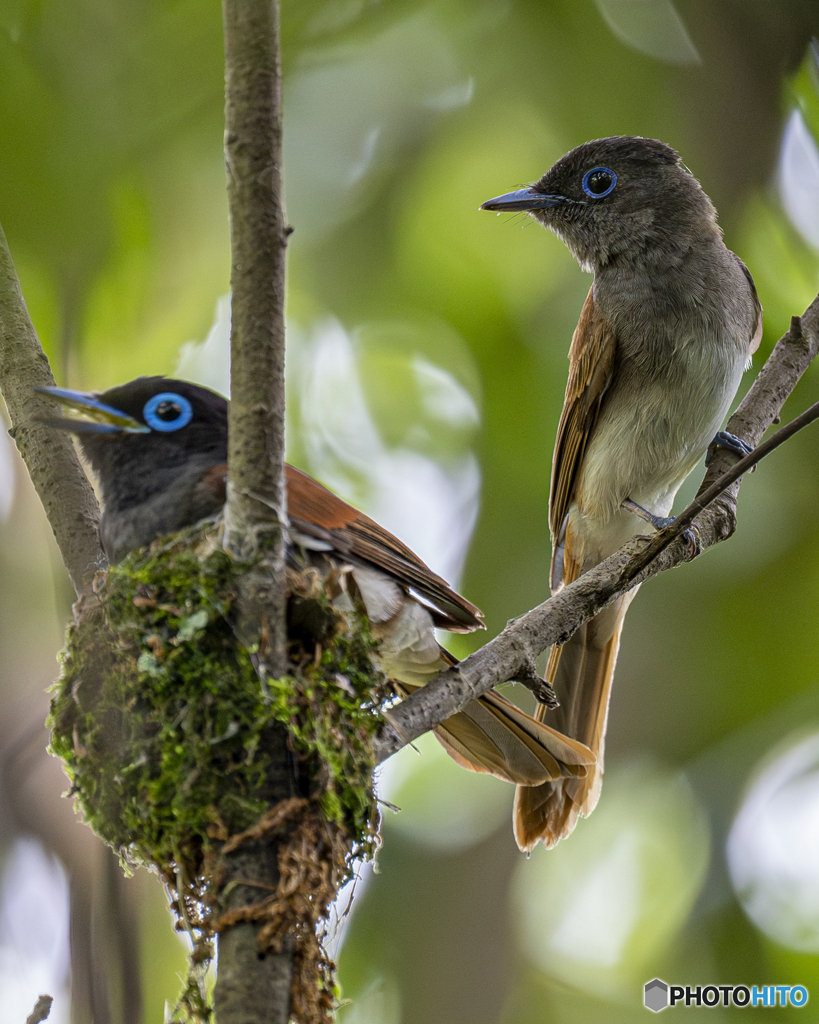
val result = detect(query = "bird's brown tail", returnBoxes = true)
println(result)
[395,680,595,787]
[513,594,629,851]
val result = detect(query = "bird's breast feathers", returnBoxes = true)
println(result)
[554,269,758,569]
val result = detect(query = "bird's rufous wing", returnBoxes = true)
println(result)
[284,464,483,633]
[194,462,483,632]
[549,284,618,583]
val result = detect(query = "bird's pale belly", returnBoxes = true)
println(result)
[570,341,746,566]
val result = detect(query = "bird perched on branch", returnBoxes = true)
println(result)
[41,376,594,798]
[482,136,762,850]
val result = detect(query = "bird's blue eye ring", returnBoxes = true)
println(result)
[582,167,617,199]
[143,392,193,432]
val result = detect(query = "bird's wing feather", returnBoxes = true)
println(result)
[734,256,763,356]
[285,464,483,632]
[185,461,482,631]
[549,286,618,548]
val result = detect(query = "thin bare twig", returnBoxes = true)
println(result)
[373,295,819,764]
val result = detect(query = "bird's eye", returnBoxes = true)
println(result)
[581,167,617,198]
[143,392,193,432]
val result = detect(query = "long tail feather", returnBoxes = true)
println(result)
[396,681,594,787]
[513,595,628,850]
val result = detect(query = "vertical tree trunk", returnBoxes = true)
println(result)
[222,0,288,608]
[217,1,292,1020]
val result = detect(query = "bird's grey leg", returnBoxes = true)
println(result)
[624,429,754,527]
[622,498,701,557]
[622,498,675,530]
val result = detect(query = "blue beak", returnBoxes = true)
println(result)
[37,386,150,434]
[480,187,572,212]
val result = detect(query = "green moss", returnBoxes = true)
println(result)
[49,522,386,895]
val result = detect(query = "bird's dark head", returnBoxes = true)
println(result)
[39,376,228,512]
[481,136,718,271]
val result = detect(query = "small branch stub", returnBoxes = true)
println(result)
[26,995,53,1024]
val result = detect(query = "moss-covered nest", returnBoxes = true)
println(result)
[48,524,389,1022]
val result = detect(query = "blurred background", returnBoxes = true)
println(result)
[1,0,819,1020]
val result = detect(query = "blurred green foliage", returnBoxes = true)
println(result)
[1,1,819,1022]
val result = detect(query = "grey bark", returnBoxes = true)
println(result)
[0,223,105,595]
[213,725,296,1024]
[221,0,288,632]
[216,0,293,1020]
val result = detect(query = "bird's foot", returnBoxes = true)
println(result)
[705,430,753,468]
[513,664,559,708]
[622,498,701,557]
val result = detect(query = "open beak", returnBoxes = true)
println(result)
[37,387,150,435]
[480,187,573,212]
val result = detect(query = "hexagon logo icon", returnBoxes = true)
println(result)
[644,978,669,1012]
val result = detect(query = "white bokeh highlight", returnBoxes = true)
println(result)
[376,731,511,853]
[283,11,473,241]
[0,839,71,1024]
[728,731,819,951]
[594,0,700,65]
[0,405,16,522]
[291,319,480,583]
[778,109,819,251]
[546,828,641,968]
[175,294,231,397]
[337,974,402,1024]
[512,766,709,995]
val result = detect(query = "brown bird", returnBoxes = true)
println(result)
[41,376,594,793]
[482,136,762,849]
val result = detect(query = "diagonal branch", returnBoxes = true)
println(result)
[0,223,105,595]
[373,294,819,764]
